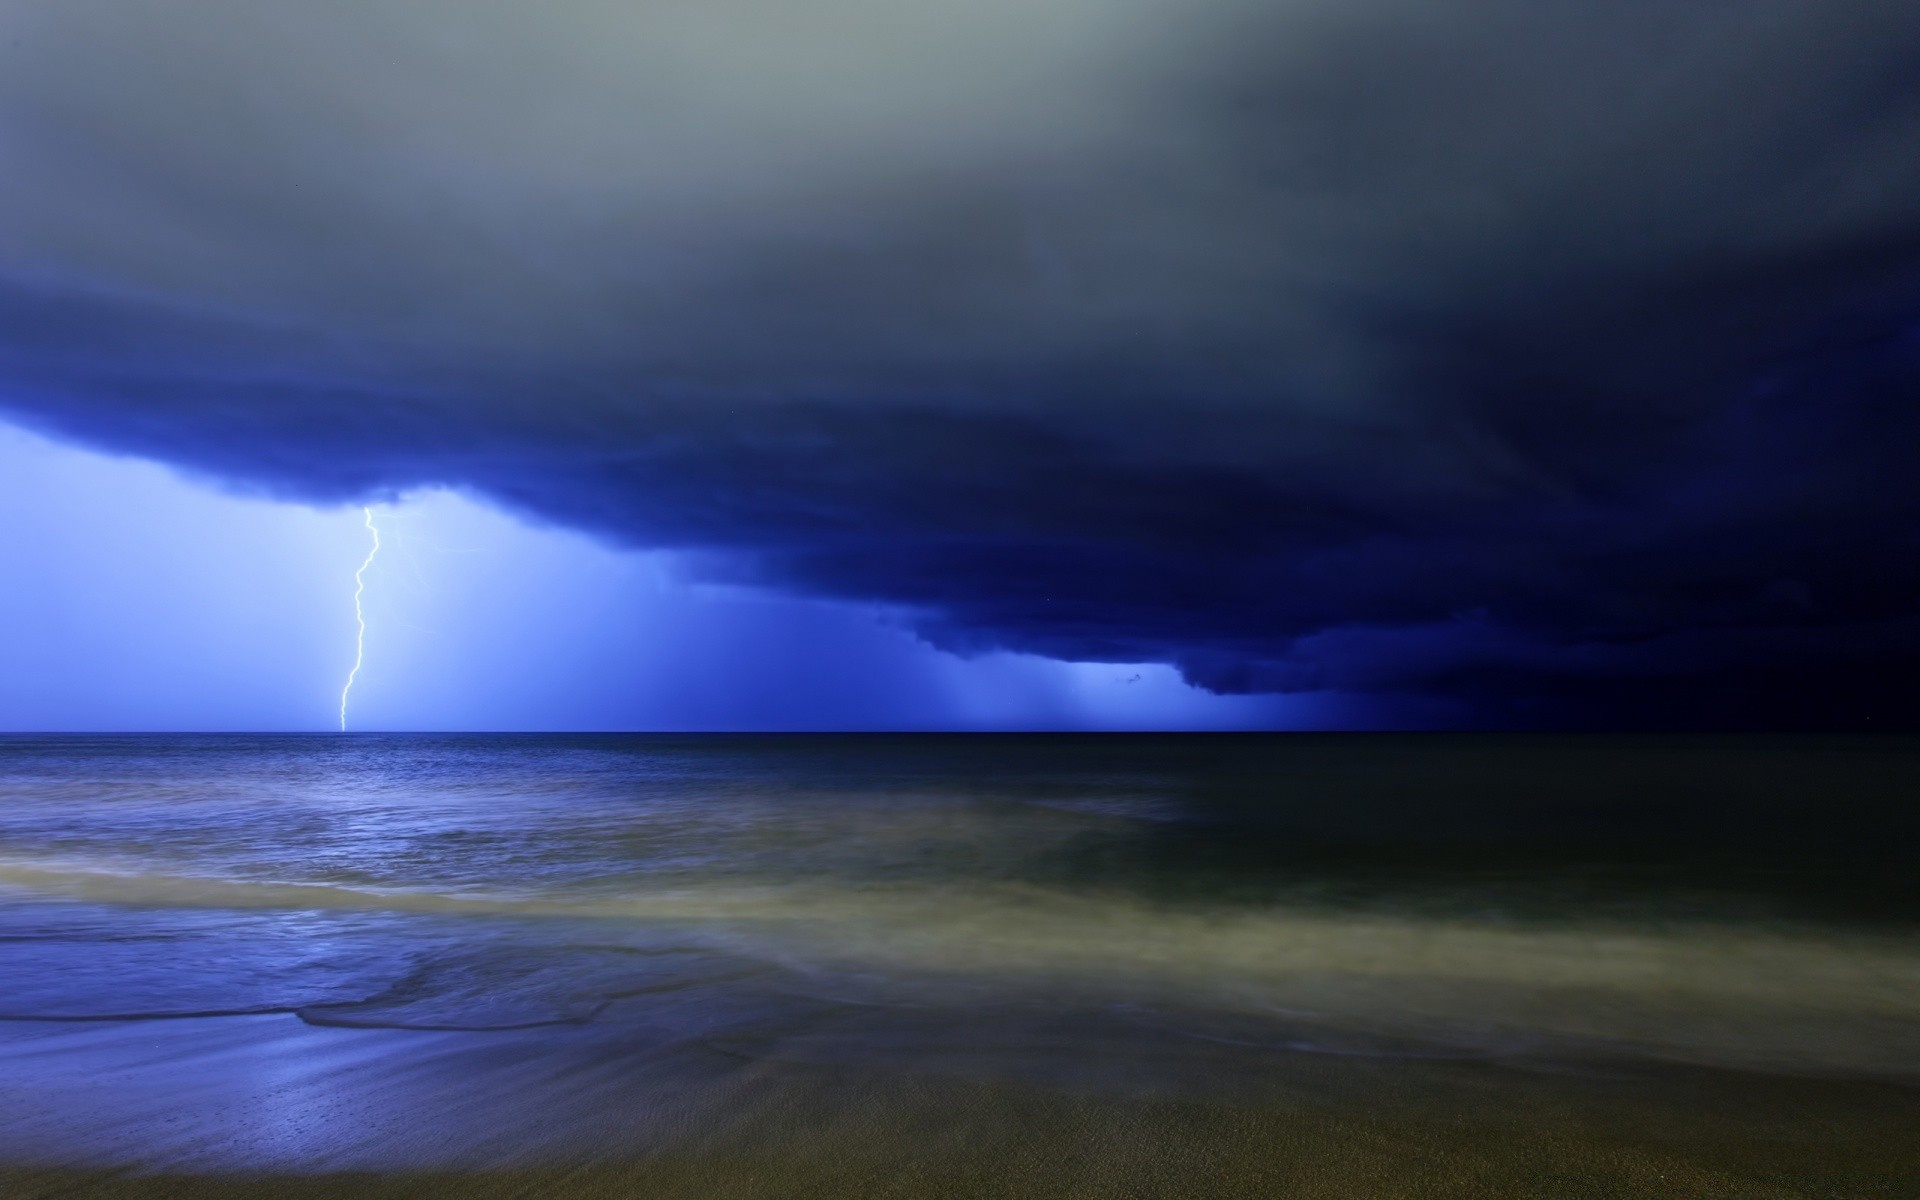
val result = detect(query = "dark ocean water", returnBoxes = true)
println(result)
[0,734,1915,1176]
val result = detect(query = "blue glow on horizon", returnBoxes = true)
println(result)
[0,421,1341,732]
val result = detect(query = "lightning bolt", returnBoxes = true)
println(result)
[339,506,381,731]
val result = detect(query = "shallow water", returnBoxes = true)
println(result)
[0,734,1916,1182]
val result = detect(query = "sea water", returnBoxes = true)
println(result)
[0,734,1915,1174]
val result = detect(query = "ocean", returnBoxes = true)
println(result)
[0,734,1915,1196]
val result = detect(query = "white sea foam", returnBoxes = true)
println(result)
[3,854,1917,1079]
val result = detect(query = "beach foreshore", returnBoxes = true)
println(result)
[0,1094,1911,1200]
[0,1011,1914,1200]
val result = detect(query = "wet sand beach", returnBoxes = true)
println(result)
[1,1008,1917,1199]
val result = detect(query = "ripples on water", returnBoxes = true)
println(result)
[0,734,1916,1173]
[2,734,1915,1062]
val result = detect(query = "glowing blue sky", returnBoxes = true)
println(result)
[0,423,1346,731]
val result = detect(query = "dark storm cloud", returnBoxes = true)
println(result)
[3,0,1919,725]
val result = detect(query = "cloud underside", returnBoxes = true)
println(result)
[3,0,1919,725]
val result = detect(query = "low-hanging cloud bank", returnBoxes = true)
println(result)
[3,0,1919,726]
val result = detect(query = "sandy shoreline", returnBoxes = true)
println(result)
[1,1093,1911,1200]
[1,1011,1914,1199]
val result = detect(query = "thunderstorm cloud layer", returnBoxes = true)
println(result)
[3,0,1919,726]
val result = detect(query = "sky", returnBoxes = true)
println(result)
[0,423,1345,730]
[1,0,1918,730]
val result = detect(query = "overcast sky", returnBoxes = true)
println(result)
[2,0,1918,728]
